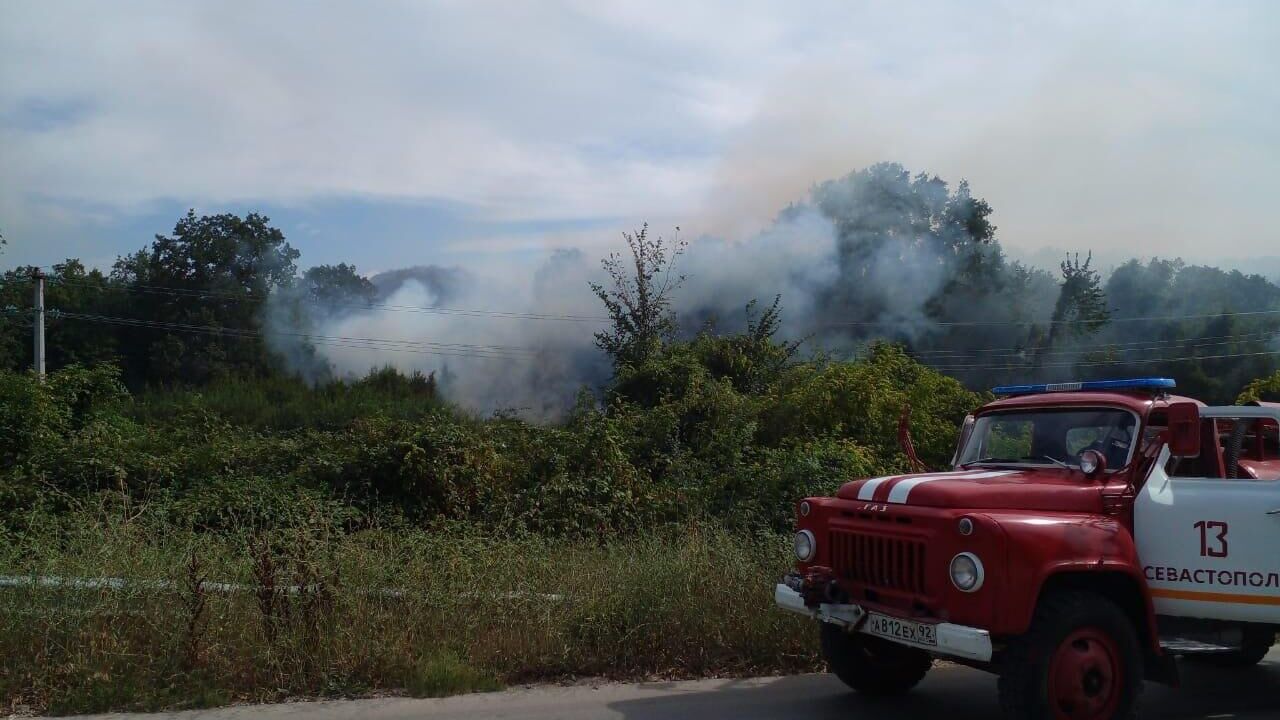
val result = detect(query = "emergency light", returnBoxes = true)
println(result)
[991,378,1176,396]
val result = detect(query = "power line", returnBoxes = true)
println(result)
[926,349,1280,372]
[911,327,1280,356]
[35,309,1280,372]
[820,308,1280,328]
[908,330,1280,362]
[27,276,1280,371]
[52,312,536,361]
[48,277,1280,328]
[48,277,609,323]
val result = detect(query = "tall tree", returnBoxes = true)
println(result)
[302,263,377,308]
[590,224,686,371]
[1030,252,1110,372]
[807,162,1053,386]
[260,263,380,384]
[111,210,299,386]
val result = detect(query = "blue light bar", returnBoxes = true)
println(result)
[992,378,1176,396]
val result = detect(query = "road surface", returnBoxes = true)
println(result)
[62,647,1280,720]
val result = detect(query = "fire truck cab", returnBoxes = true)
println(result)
[775,378,1279,720]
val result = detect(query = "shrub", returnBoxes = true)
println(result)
[1237,370,1280,404]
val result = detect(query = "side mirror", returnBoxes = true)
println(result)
[1167,401,1201,457]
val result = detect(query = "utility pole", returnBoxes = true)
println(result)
[33,268,45,378]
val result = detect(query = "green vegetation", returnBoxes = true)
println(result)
[1,505,815,714]
[1237,369,1280,403]
[4,163,1279,713]
[0,343,976,536]
[4,163,1278,403]
[0,341,978,714]
[5,353,1272,714]
[406,653,502,699]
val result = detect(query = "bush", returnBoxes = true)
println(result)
[0,364,127,467]
[1237,370,1280,404]
[405,652,501,698]
[1,343,978,535]
[760,343,984,468]
[0,342,982,713]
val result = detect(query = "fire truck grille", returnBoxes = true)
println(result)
[829,529,926,595]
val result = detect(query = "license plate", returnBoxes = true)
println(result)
[864,612,937,647]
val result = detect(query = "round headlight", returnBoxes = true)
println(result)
[1079,449,1108,477]
[799,500,812,517]
[1079,451,1099,475]
[950,552,984,592]
[793,530,817,562]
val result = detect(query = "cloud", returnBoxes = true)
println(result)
[697,3,1280,262]
[1,0,1277,266]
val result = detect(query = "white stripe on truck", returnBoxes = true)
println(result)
[856,475,899,500]
[886,471,1015,504]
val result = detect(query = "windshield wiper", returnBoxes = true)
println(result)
[961,456,1022,467]
[962,455,1071,469]
[1024,454,1072,469]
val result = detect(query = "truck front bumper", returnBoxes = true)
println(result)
[774,583,993,663]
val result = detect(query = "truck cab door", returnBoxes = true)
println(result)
[1134,408,1280,624]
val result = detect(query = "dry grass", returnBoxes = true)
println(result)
[0,511,819,715]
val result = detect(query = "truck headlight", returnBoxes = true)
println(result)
[950,552,984,592]
[793,530,816,562]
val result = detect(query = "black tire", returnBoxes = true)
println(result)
[820,622,932,696]
[997,591,1144,720]
[1190,627,1276,668]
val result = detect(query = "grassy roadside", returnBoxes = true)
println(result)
[0,510,820,715]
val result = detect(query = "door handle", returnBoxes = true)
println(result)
[1268,508,1280,515]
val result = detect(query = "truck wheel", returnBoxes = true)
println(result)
[1191,627,1275,667]
[819,623,931,696]
[997,591,1144,720]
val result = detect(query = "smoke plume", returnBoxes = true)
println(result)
[263,162,1280,415]
[263,164,1048,416]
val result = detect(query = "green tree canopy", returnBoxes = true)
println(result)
[110,210,299,386]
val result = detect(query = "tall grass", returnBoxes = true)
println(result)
[0,509,819,715]
[129,367,445,431]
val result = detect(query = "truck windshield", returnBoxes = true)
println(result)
[956,408,1137,471]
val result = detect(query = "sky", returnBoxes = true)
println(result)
[2,0,1278,277]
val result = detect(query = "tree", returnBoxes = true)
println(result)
[1030,252,1110,372]
[811,164,1002,328]
[43,259,121,369]
[110,210,299,386]
[590,224,686,371]
[804,162,1063,389]
[694,296,802,394]
[302,263,377,308]
[0,263,28,371]
[1088,259,1280,401]
[1237,371,1280,403]
[1054,252,1110,335]
[260,263,379,384]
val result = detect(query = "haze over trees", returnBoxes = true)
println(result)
[1,163,1277,405]
[3,164,1280,715]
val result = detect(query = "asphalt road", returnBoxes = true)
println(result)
[65,647,1280,720]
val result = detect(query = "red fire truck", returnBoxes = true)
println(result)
[775,378,1279,720]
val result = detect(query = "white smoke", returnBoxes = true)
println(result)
[290,250,606,418]
[673,208,839,341]
[264,191,1004,417]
